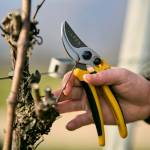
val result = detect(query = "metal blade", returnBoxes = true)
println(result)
[61,21,80,62]
[64,21,87,48]
[61,21,101,68]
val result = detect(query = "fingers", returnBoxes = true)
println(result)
[62,71,82,95]
[56,100,83,114]
[83,68,129,86]
[66,113,94,131]
[52,87,84,102]
[87,67,93,72]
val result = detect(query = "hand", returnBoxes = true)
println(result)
[53,67,150,131]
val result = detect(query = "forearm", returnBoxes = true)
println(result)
[140,63,150,122]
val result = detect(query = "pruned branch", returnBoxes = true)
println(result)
[3,0,31,150]
[32,83,41,104]
[32,0,45,19]
[31,84,44,119]
[32,84,57,120]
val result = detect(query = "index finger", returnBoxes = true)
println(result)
[62,71,82,95]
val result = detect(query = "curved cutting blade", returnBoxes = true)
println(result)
[61,21,101,68]
[61,21,80,62]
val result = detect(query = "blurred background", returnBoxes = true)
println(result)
[0,0,150,150]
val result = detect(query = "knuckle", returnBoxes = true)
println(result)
[120,68,127,74]
[119,68,129,82]
[98,70,107,84]
[100,70,106,77]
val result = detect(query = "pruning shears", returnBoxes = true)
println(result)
[61,21,128,146]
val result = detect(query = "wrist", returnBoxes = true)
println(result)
[143,81,150,123]
[140,63,150,123]
[148,87,150,117]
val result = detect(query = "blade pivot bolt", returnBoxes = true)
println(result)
[82,51,92,60]
[93,58,101,65]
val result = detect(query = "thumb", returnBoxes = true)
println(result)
[83,68,128,86]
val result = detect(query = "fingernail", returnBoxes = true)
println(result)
[63,88,68,95]
[63,90,67,95]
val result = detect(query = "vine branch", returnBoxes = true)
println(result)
[32,0,45,19]
[3,0,31,149]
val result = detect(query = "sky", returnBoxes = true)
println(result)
[0,0,128,72]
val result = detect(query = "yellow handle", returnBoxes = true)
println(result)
[74,68,105,146]
[95,58,128,138]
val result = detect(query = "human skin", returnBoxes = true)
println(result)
[53,67,150,131]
